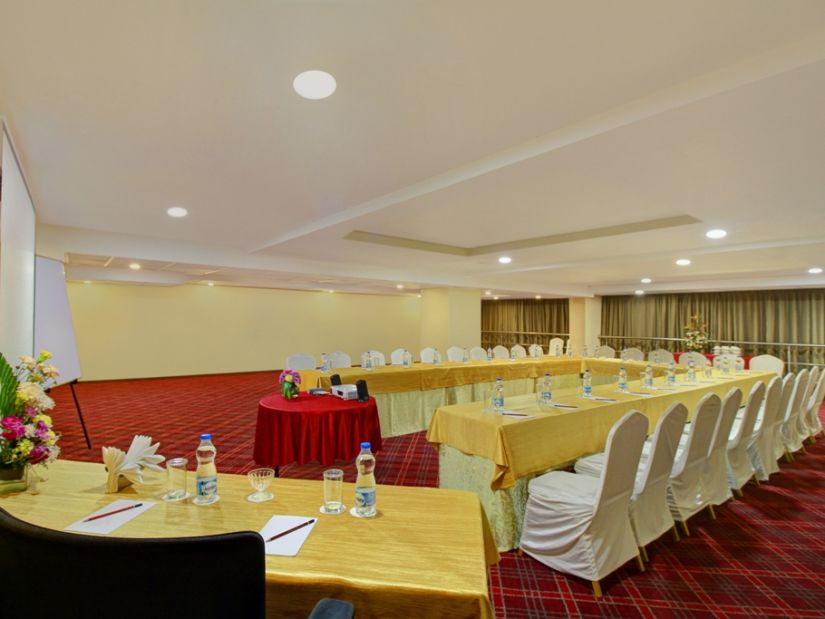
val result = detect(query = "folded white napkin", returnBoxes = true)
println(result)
[102,435,165,493]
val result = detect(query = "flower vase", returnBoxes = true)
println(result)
[0,464,28,494]
[282,382,299,400]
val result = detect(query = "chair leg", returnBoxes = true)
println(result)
[640,545,649,562]
[734,488,744,498]
[680,520,690,537]
[753,476,760,486]
[799,445,807,454]
[784,451,794,463]
[672,525,681,542]
[516,547,524,557]
[592,580,602,598]
[707,504,716,520]
[635,554,645,572]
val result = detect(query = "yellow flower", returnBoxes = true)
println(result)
[35,414,53,427]
[16,439,34,456]
[284,375,294,383]
[38,350,53,361]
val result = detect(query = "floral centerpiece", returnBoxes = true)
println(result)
[0,351,61,491]
[683,315,710,352]
[279,369,301,399]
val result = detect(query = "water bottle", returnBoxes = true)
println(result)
[566,345,573,358]
[617,367,628,393]
[510,348,516,361]
[540,373,552,406]
[687,359,696,382]
[194,433,218,505]
[363,352,373,371]
[402,349,412,368]
[667,361,676,385]
[582,369,592,398]
[433,348,441,364]
[354,442,376,517]
[493,378,505,411]
[722,356,730,375]
[704,363,713,379]
[736,357,745,373]
[462,348,470,363]
[487,347,493,362]
[320,352,329,374]
[644,364,654,389]
[532,344,540,358]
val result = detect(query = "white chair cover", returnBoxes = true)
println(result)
[802,370,825,438]
[621,347,645,361]
[326,351,352,369]
[593,345,615,359]
[781,369,809,454]
[420,347,437,364]
[678,352,709,368]
[469,346,488,361]
[528,344,544,358]
[520,411,648,583]
[389,348,406,366]
[701,388,742,507]
[362,350,385,366]
[727,381,766,491]
[492,345,509,360]
[773,373,797,462]
[713,354,739,369]
[746,377,782,481]
[799,366,821,439]
[285,352,316,371]
[548,338,565,356]
[648,349,674,364]
[667,393,721,523]
[749,354,785,376]
[446,346,466,362]
[510,345,527,359]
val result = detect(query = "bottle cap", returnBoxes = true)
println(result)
[360,441,371,449]
[200,433,212,440]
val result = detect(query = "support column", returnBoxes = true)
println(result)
[568,296,602,354]
[419,288,481,353]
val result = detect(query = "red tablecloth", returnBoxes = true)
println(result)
[253,393,382,467]
[672,352,752,369]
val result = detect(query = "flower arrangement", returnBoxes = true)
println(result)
[279,369,301,399]
[0,351,61,470]
[683,315,710,352]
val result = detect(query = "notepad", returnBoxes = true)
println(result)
[66,499,155,535]
[259,515,317,556]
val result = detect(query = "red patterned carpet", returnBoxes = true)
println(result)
[51,373,825,618]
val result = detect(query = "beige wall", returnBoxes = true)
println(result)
[419,288,481,353]
[68,283,421,381]
[568,296,602,354]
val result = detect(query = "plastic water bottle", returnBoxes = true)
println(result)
[487,347,493,362]
[722,356,731,375]
[320,353,329,374]
[667,361,676,385]
[354,442,376,517]
[363,352,373,371]
[566,345,573,358]
[644,364,654,389]
[582,369,592,398]
[540,373,552,406]
[433,348,441,364]
[402,349,412,368]
[687,359,696,382]
[618,367,628,393]
[462,348,470,363]
[510,348,516,361]
[194,433,218,505]
[493,378,505,411]
[736,357,745,373]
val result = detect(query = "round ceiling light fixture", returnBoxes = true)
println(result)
[535,295,542,300]
[808,267,823,274]
[167,206,188,218]
[493,296,500,300]
[498,256,512,264]
[129,262,141,270]
[484,290,492,296]
[293,70,337,100]
[396,284,404,289]
[675,258,691,266]
[640,277,652,284]
[635,289,645,296]
[705,229,727,239]
[207,282,215,287]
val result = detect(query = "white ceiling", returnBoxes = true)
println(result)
[2,0,825,297]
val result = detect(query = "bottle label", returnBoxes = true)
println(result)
[541,391,552,402]
[584,385,592,396]
[493,396,504,408]
[355,487,376,509]
[196,475,217,497]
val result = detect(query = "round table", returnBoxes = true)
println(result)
[253,393,383,468]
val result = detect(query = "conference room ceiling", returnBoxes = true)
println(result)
[2,1,825,297]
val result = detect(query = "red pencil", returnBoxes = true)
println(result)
[83,503,143,522]
[266,518,315,543]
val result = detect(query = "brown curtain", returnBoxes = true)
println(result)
[601,289,825,366]
[481,299,568,349]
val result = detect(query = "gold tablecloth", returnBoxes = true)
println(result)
[1,460,497,619]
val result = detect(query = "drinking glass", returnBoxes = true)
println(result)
[247,468,274,502]
[482,389,493,412]
[162,457,188,501]
[704,365,713,379]
[321,469,345,514]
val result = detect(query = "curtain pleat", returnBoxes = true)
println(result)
[481,299,568,348]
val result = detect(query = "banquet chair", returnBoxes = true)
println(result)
[746,377,783,481]
[286,352,317,371]
[726,381,766,495]
[621,347,645,361]
[469,346,488,361]
[492,345,509,359]
[700,388,742,510]
[780,369,809,458]
[390,347,406,365]
[575,403,688,559]
[713,354,740,370]
[446,346,466,362]
[802,369,825,440]
[648,349,674,364]
[678,351,709,368]
[772,373,797,464]
[420,347,438,363]
[520,411,649,598]
[593,345,615,358]
[749,354,785,376]
[362,350,386,366]
[326,351,352,369]
[528,343,544,357]
[666,393,722,536]
[799,366,822,440]
[0,507,355,619]
[510,344,527,359]
[549,337,565,356]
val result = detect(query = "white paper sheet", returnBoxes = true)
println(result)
[66,499,155,534]
[259,515,317,556]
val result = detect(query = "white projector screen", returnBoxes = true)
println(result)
[34,256,81,385]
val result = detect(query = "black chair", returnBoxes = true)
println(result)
[0,506,354,619]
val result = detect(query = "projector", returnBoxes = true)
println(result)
[331,384,359,400]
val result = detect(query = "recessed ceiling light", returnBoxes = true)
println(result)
[640,277,652,284]
[809,267,823,274]
[493,296,499,300]
[129,262,141,270]
[396,284,404,289]
[328,289,335,294]
[635,290,645,296]
[167,206,188,218]
[498,256,512,264]
[484,290,492,296]
[83,280,92,284]
[535,295,542,300]
[676,259,691,266]
[417,294,422,298]
[706,228,727,239]
[207,282,215,287]
[293,70,337,100]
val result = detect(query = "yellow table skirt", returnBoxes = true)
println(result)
[1,460,498,619]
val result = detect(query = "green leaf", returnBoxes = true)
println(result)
[0,353,19,417]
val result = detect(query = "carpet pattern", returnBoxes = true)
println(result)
[50,373,825,618]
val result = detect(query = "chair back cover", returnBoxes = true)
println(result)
[363,350,386,366]
[446,346,466,362]
[510,345,527,359]
[727,381,765,491]
[648,349,674,364]
[593,411,649,521]
[804,370,825,436]
[389,348,406,365]
[492,345,509,359]
[327,351,352,369]
[285,352,317,371]
[548,337,564,355]
[528,343,544,357]
[781,369,809,452]
[678,351,709,367]
[702,387,742,506]
[749,376,783,480]
[593,345,615,359]
[419,347,437,363]
[713,353,739,368]
[621,347,645,361]
[469,346,487,361]
[749,354,785,376]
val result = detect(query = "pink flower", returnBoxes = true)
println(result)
[29,444,50,465]
[1,416,26,441]
[34,420,50,440]
[278,369,302,385]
